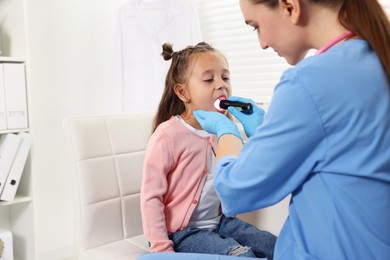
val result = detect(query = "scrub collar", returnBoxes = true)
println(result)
[316,31,354,55]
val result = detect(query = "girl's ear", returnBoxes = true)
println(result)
[174,84,190,103]
[281,0,302,25]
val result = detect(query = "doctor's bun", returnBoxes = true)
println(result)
[161,43,175,60]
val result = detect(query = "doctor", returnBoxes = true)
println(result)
[138,0,390,259]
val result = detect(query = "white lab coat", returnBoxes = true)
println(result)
[111,0,202,113]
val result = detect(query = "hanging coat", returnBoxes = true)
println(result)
[111,0,202,113]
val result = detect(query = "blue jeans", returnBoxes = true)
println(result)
[169,215,276,259]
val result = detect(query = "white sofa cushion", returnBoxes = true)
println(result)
[65,113,154,259]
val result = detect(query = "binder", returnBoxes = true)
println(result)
[0,132,31,201]
[3,63,28,129]
[0,64,7,130]
[0,228,13,260]
[0,133,21,195]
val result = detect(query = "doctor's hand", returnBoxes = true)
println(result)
[227,96,265,138]
[193,110,242,141]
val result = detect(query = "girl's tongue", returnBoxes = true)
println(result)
[214,97,226,112]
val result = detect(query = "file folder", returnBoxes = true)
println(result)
[0,132,31,201]
[0,133,21,195]
[3,63,28,129]
[0,64,7,130]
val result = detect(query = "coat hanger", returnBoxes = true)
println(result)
[139,0,165,2]
[138,0,166,11]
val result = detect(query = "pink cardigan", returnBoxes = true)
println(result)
[141,116,216,252]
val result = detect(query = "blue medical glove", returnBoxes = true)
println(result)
[193,110,242,141]
[227,96,265,138]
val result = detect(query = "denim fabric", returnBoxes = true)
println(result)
[169,215,276,259]
[137,252,266,260]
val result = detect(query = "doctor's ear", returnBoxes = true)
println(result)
[174,84,190,103]
[281,0,302,24]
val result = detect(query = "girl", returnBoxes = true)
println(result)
[140,42,276,258]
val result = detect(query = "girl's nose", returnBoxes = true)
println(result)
[216,78,227,89]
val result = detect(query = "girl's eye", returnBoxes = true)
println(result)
[204,79,213,83]
[223,76,230,81]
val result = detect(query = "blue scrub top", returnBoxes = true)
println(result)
[214,40,390,259]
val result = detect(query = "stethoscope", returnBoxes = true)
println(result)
[315,31,354,55]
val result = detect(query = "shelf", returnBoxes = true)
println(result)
[0,128,29,134]
[0,129,29,135]
[0,194,32,206]
[0,1,34,257]
[0,56,25,63]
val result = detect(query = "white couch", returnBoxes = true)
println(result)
[65,112,289,260]
[65,113,154,260]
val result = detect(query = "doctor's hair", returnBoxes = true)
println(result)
[249,0,390,84]
[153,42,218,132]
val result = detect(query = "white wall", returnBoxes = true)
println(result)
[27,0,204,258]
[26,0,128,258]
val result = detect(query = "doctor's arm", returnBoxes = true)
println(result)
[216,134,242,160]
[213,83,326,216]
